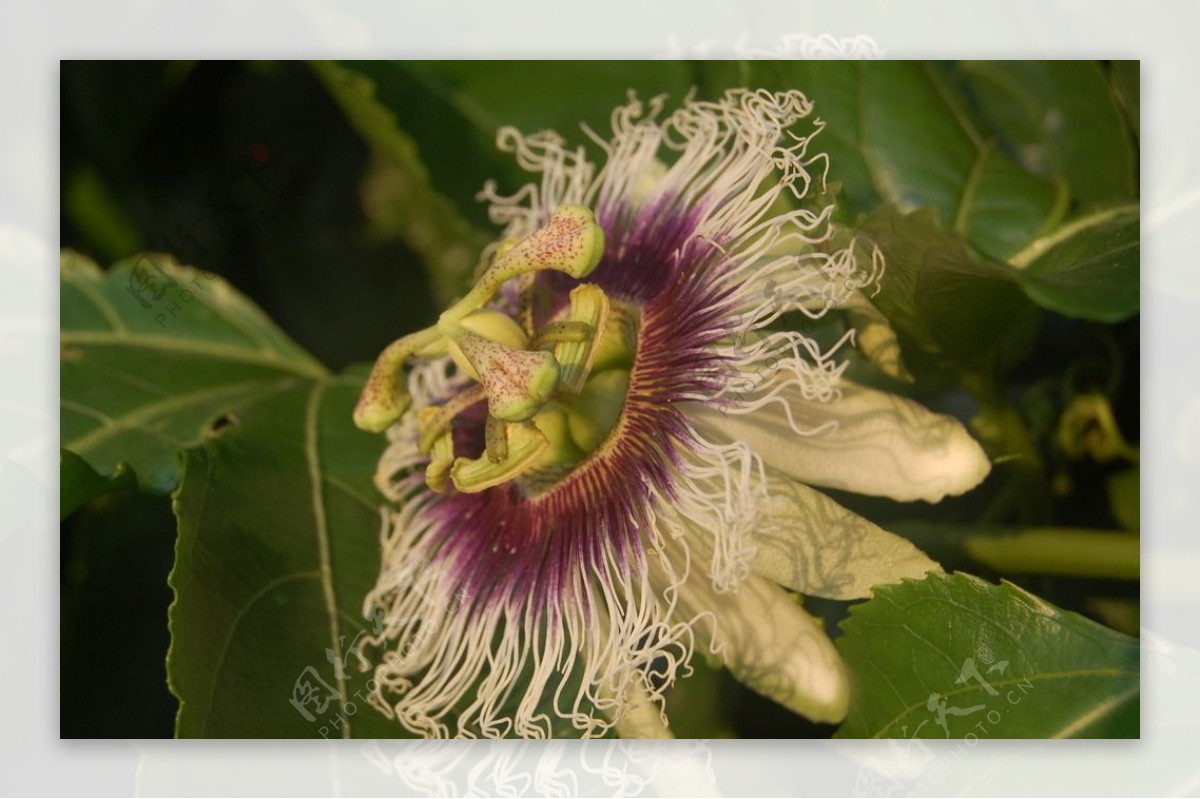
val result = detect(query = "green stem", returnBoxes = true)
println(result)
[896,524,1139,581]
[963,527,1139,581]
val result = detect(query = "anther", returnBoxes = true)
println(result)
[440,320,561,423]
[354,326,443,433]
[440,205,606,323]
[450,421,549,493]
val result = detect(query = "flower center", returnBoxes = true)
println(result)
[354,205,638,495]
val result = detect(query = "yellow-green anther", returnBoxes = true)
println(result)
[441,320,561,423]
[485,414,508,463]
[451,421,549,493]
[416,385,487,455]
[441,205,606,323]
[447,309,530,380]
[552,284,611,393]
[354,326,443,433]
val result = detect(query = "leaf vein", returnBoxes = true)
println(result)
[306,380,351,738]
[59,331,327,377]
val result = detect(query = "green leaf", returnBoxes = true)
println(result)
[324,61,519,230]
[60,250,326,493]
[1011,205,1140,322]
[855,62,980,218]
[61,250,409,735]
[420,60,695,147]
[60,448,135,519]
[954,61,1137,207]
[835,572,1139,738]
[857,205,1034,365]
[741,61,1063,260]
[959,145,1069,263]
[167,374,407,738]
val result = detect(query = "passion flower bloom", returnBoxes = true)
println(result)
[353,89,991,738]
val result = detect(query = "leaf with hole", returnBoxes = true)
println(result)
[60,250,326,493]
[167,375,409,737]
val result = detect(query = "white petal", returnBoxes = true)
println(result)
[610,673,674,739]
[660,551,849,724]
[753,474,940,600]
[841,292,913,383]
[687,380,991,503]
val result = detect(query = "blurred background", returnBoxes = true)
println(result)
[60,60,1139,738]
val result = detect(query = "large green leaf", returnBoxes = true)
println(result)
[857,205,1035,366]
[167,374,408,738]
[1010,205,1140,322]
[414,60,695,147]
[741,61,1065,260]
[60,250,325,492]
[59,251,402,736]
[835,572,1139,739]
[954,61,1137,207]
